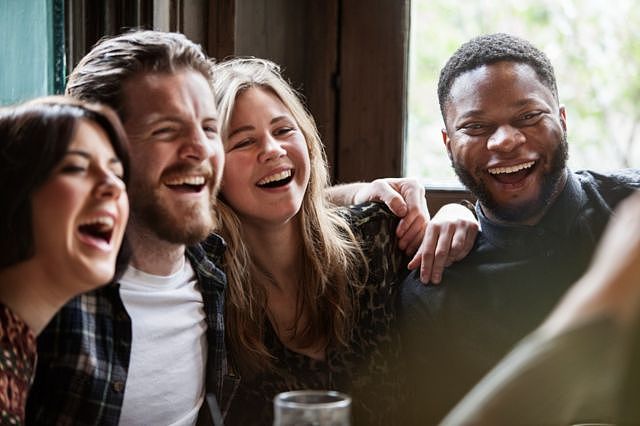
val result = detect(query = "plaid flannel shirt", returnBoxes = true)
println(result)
[26,233,239,425]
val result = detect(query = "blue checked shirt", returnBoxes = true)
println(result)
[26,233,239,425]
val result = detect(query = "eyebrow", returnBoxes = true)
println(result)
[66,150,122,165]
[142,113,218,126]
[456,98,543,121]
[228,115,290,139]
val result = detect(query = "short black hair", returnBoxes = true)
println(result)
[0,96,130,269]
[437,33,558,120]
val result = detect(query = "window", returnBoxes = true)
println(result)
[0,0,65,105]
[407,0,640,184]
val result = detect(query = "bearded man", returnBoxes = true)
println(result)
[398,32,640,425]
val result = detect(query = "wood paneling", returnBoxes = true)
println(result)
[207,0,235,60]
[232,0,339,177]
[65,0,154,69]
[65,0,413,186]
[337,0,410,183]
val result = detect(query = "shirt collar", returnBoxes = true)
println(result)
[477,171,587,250]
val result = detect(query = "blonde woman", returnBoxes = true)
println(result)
[212,58,475,424]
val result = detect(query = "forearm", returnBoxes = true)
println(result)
[325,182,366,206]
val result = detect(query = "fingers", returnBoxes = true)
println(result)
[400,219,426,255]
[397,208,427,252]
[356,179,409,218]
[408,218,480,285]
[395,180,428,241]
[407,226,438,282]
[384,191,409,218]
[426,223,455,284]
[447,220,479,262]
[407,222,451,284]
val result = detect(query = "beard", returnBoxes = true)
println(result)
[129,167,222,245]
[452,133,569,223]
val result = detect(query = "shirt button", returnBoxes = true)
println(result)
[112,380,125,393]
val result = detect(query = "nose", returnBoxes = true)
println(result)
[258,134,286,162]
[94,171,125,200]
[486,125,525,152]
[179,126,219,162]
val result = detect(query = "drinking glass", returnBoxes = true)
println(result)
[273,390,351,426]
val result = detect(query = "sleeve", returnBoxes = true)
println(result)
[345,201,409,295]
[395,273,449,424]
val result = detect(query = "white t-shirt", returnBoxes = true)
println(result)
[118,259,207,426]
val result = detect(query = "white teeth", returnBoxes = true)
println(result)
[80,216,114,229]
[488,161,535,175]
[165,176,206,186]
[258,170,292,185]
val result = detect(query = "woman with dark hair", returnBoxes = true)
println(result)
[0,96,130,424]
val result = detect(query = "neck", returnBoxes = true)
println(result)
[128,223,187,276]
[0,262,75,334]
[483,168,569,226]
[242,218,303,290]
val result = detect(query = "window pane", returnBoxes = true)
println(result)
[407,0,640,184]
[0,0,65,105]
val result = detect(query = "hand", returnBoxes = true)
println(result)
[351,178,429,255]
[542,191,640,336]
[408,203,479,284]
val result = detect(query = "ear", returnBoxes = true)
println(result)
[442,128,453,160]
[559,105,567,132]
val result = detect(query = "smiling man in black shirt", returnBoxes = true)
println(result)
[398,32,640,424]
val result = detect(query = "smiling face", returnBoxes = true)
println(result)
[30,118,129,290]
[221,87,310,228]
[121,69,224,244]
[443,61,569,224]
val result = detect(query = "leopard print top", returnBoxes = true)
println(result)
[225,202,408,425]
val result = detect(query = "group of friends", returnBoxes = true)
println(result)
[0,29,638,425]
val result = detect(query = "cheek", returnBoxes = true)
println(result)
[295,140,312,183]
[118,193,130,223]
[31,182,84,247]
[33,181,84,216]
[221,161,247,203]
[455,139,483,165]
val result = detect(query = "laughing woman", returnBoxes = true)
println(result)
[212,58,476,425]
[0,96,129,424]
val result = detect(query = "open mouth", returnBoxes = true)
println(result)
[256,170,294,189]
[164,175,207,193]
[78,216,114,245]
[488,161,536,185]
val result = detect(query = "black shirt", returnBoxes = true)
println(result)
[398,169,640,424]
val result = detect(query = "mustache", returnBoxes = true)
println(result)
[161,163,215,180]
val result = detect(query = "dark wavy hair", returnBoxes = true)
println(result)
[0,96,131,278]
[437,33,558,120]
[66,30,214,120]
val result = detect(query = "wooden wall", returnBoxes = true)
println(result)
[63,0,409,184]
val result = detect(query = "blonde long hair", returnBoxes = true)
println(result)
[212,58,367,376]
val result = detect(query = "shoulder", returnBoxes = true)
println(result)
[574,169,640,211]
[187,233,227,269]
[0,303,35,355]
[576,169,640,193]
[338,201,398,235]
[187,233,227,287]
[190,233,226,265]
